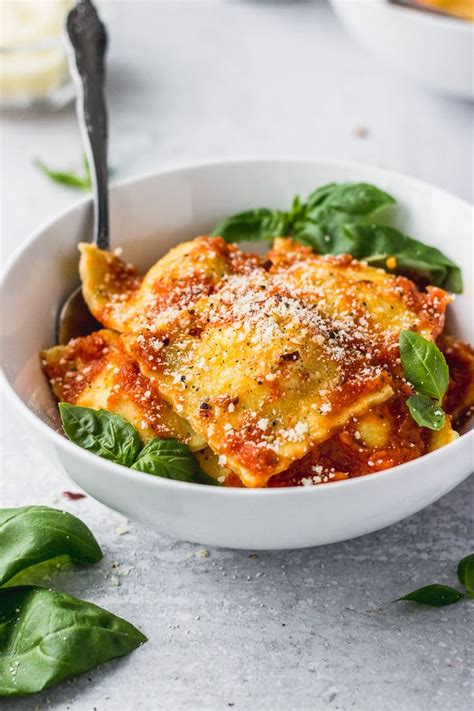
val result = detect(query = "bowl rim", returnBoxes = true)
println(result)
[2,155,473,497]
[330,0,474,35]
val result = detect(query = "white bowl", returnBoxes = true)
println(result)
[329,0,474,99]
[1,158,473,549]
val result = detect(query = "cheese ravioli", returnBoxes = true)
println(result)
[268,239,450,345]
[41,233,467,489]
[79,237,261,332]
[41,330,205,450]
[123,266,396,486]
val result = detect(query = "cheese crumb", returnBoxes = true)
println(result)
[195,549,210,558]
[294,421,308,436]
[116,523,130,536]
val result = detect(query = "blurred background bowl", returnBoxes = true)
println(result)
[329,0,474,99]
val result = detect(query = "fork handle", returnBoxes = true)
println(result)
[66,0,109,250]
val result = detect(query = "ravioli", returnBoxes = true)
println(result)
[42,234,465,489]
[79,237,262,332]
[41,330,205,450]
[78,246,142,331]
[440,337,474,427]
[268,239,450,345]
[123,266,395,487]
[269,396,458,487]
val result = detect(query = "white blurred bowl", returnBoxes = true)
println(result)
[1,158,473,549]
[329,0,474,99]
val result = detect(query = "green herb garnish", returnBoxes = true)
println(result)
[131,437,216,484]
[397,554,474,607]
[34,157,92,191]
[457,553,474,594]
[405,393,446,430]
[211,182,462,292]
[399,330,449,430]
[59,403,218,485]
[341,224,462,293]
[398,584,465,607]
[0,586,146,697]
[0,505,146,697]
[59,403,142,467]
[0,506,102,588]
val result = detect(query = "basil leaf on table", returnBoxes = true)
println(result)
[399,331,449,401]
[0,586,146,697]
[131,438,218,485]
[397,584,465,607]
[59,403,142,467]
[457,554,474,595]
[406,394,445,431]
[34,159,92,191]
[0,506,102,588]
[210,181,462,292]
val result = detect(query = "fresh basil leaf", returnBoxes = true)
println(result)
[307,182,395,216]
[58,405,218,484]
[59,403,143,467]
[295,211,354,255]
[399,331,449,401]
[342,224,462,292]
[4,556,72,588]
[210,208,290,243]
[213,183,394,248]
[305,183,340,210]
[193,468,221,486]
[209,182,462,293]
[457,554,474,595]
[131,438,218,485]
[34,159,91,191]
[397,584,464,606]
[0,506,102,588]
[0,586,146,697]
[406,394,446,431]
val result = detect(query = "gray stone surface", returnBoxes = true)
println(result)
[1,1,473,709]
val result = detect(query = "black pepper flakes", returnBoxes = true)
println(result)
[280,351,300,362]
